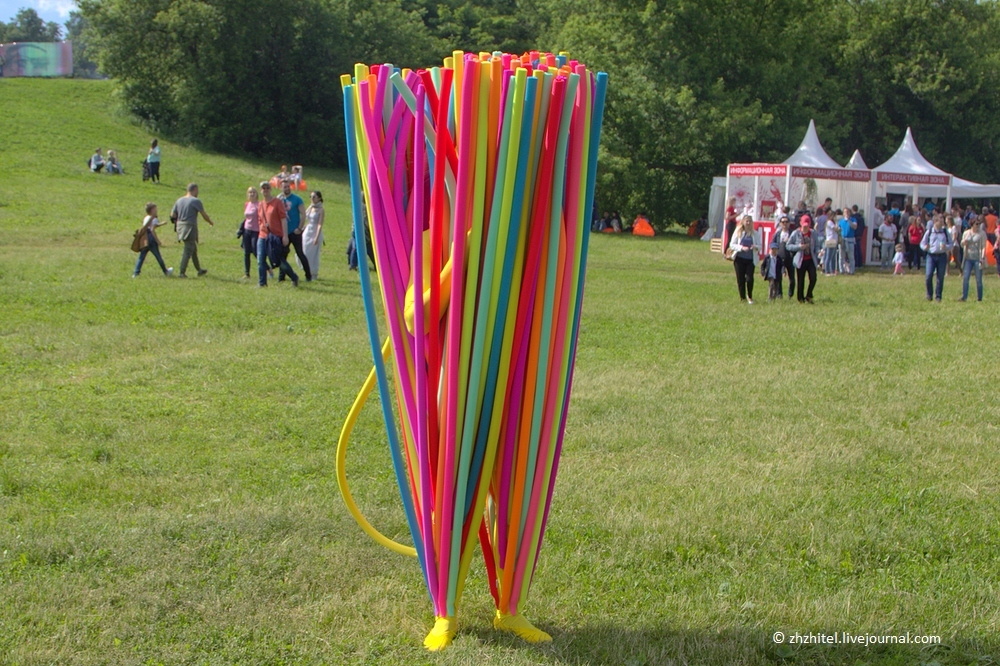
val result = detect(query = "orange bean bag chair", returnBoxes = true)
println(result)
[632,216,654,237]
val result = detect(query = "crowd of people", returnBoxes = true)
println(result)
[725,197,996,304]
[90,140,161,179]
[131,178,325,284]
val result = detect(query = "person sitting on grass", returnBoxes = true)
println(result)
[132,202,173,278]
[106,150,123,175]
[89,148,104,173]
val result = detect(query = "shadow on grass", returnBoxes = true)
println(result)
[467,623,992,665]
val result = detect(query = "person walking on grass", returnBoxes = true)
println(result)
[147,139,161,183]
[960,218,987,302]
[170,183,213,278]
[729,215,760,304]
[279,179,312,282]
[893,243,905,275]
[301,190,325,279]
[257,181,298,288]
[920,215,953,301]
[774,216,795,299]
[787,220,816,303]
[133,202,173,278]
[241,186,260,279]
[760,242,781,301]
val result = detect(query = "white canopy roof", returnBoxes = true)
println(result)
[951,177,1000,198]
[872,127,950,177]
[845,150,868,170]
[782,119,843,169]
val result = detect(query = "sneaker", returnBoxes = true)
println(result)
[131,273,139,278]
[926,295,932,301]
[934,297,941,302]
[292,278,300,287]
[806,297,814,304]
[166,268,174,276]
[177,274,188,279]
[747,299,754,305]
[959,297,967,302]
[197,269,208,277]
[242,273,250,279]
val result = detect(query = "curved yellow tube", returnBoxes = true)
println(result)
[403,227,474,334]
[337,338,417,558]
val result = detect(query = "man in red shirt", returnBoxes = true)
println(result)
[256,181,299,287]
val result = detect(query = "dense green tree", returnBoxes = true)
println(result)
[413,0,538,55]
[76,0,1000,218]
[65,11,100,78]
[0,7,63,42]
[79,0,439,164]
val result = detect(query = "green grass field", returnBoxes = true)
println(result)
[2,78,999,666]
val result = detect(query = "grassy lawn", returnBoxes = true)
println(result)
[2,78,999,665]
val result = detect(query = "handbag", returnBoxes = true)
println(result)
[131,227,149,253]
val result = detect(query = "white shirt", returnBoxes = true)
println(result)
[871,208,884,228]
[879,222,897,241]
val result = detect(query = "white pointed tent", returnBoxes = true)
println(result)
[846,150,868,170]
[720,120,870,252]
[783,119,843,169]
[872,128,1000,205]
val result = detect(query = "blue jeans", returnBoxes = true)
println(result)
[925,253,947,299]
[134,234,167,275]
[823,244,838,274]
[258,236,297,286]
[962,259,983,301]
[843,238,856,273]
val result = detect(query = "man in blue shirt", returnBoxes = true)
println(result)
[279,180,312,282]
[838,209,857,274]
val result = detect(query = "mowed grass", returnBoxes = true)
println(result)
[2,78,999,665]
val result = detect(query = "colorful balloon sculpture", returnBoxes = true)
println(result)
[338,51,607,651]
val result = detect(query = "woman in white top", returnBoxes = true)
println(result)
[822,215,841,275]
[301,190,325,280]
[728,215,761,303]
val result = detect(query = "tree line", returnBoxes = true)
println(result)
[20,0,1000,225]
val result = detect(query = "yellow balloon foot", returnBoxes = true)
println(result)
[423,616,457,651]
[493,611,552,643]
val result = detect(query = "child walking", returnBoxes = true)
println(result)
[133,202,173,278]
[892,243,905,275]
[761,242,782,301]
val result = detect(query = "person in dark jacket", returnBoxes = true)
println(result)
[760,242,782,301]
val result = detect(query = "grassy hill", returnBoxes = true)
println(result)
[2,78,999,665]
